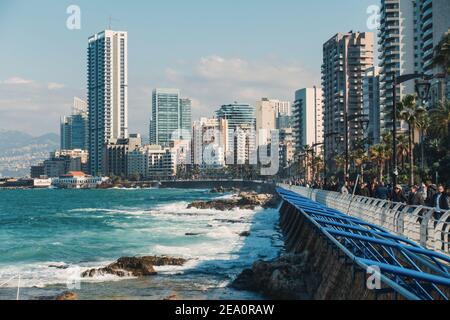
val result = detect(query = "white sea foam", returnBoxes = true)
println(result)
[1,199,281,289]
[0,260,130,288]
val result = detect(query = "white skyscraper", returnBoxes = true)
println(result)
[293,87,324,153]
[379,0,415,134]
[87,30,128,176]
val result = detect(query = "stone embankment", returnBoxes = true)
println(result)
[188,192,279,211]
[231,200,392,300]
[82,256,187,278]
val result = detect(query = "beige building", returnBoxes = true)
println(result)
[256,98,291,131]
[192,117,228,167]
[52,149,88,165]
[127,145,176,179]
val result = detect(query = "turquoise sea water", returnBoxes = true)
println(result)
[0,188,282,300]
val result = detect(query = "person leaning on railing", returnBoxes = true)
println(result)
[408,185,425,206]
[425,180,438,207]
[392,184,408,204]
[374,182,389,200]
[433,184,450,219]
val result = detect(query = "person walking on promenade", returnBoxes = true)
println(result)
[408,185,425,206]
[341,181,349,195]
[359,183,371,197]
[433,184,450,219]
[375,182,389,200]
[425,180,437,207]
[392,185,407,204]
[418,182,427,202]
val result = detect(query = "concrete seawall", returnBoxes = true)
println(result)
[277,188,450,300]
[279,200,385,300]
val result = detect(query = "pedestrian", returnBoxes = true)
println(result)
[433,184,450,218]
[375,182,389,200]
[408,185,425,206]
[392,184,407,204]
[359,183,371,197]
[341,181,349,195]
[425,180,437,207]
[418,182,427,202]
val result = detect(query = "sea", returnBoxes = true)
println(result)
[0,188,283,300]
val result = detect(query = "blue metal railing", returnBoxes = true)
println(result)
[277,187,450,300]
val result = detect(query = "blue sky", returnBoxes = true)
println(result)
[0,0,378,136]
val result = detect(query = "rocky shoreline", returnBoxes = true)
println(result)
[230,253,318,300]
[81,256,187,278]
[188,191,280,211]
[55,188,282,300]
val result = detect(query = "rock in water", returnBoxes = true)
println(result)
[230,253,314,300]
[82,256,187,278]
[55,291,78,300]
[188,192,279,211]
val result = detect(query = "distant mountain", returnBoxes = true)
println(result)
[0,130,60,178]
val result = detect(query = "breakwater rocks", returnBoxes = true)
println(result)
[188,192,280,211]
[210,186,240,193]
[55,291,78,300]
[231,253,317,300]
[81,256,187,278]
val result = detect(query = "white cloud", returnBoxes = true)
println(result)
[2,76,34,85]
[0,77,82,135]
[162,55,319,120]
[47,82,65,90]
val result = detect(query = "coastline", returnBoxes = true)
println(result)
[0,187,283,300]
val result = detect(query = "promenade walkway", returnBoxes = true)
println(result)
[277,186,450,300]
[279,184,450,255]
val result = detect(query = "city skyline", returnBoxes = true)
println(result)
[0,0,377,136]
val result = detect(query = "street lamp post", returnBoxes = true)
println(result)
[391,73,431,187]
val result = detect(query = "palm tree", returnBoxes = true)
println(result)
[433,30,450,76]
[429,100,450,141]
[334,154,346,175]
[396,134,409,171]
[397,94,427,185]
[349,139,368,182]
[417,111,430,171]
[369,144,390,182]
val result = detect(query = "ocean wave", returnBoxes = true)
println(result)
[1,198,281,289]
[0,260,129,289]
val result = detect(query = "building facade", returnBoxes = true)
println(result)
[293,87,324,153]
[150,89,180,147]
[379,0,415,134]
[60,97,88,151]
[179,98,192,140]
[127,145,175,179]
[105,134,142,178]
[43,156,82,178]
[363,67,381,144]
[414,0,450,107]
[256,98,291,132]
[88,30,128,176]
[192,117,228,168]
[216,103,256,161]
[279,128,295,169]
[322,32,374,164]
[233,124,256,165]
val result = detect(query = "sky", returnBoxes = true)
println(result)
[0,0,378,136]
